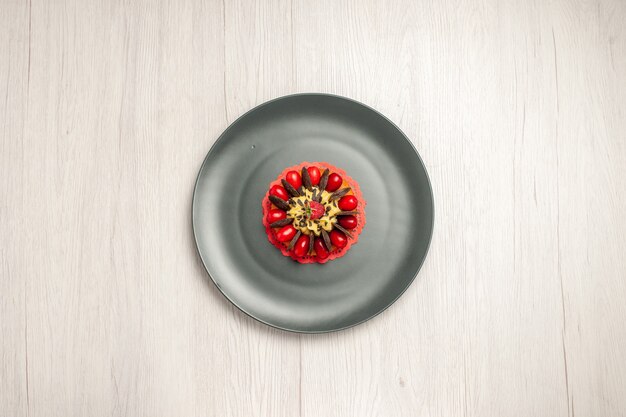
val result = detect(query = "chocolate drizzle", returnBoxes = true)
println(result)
[334,223,353,238]
[329,187,351,201]
[281,179,300,197]
[270,218,293,228]
[318,168,330,191]
[287,231,301,250]
[301,167,312,190]
[321,229,332,251]
[269,195,290,211]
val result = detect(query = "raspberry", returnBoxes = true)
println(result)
[308,201,325,220]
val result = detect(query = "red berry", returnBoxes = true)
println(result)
[330,230,348,248]
[314,238,329,259]
[307,166,321,186]
[338,195,358,211]
[285,170,302,190]
[267,209,287,224]
[276,225,297,242]
[325,173,342,192]
[308,201,325,220]
[270,185,289,201]
[338,215,357,229]
[292,234,310,257]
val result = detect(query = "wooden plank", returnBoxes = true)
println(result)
[1,0,30,415]
[553,1,626,415]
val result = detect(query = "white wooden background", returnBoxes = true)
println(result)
[2,0,625,416]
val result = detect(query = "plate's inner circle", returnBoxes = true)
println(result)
[193,95,433,332]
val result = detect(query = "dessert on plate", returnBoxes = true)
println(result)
[262,162,366,264]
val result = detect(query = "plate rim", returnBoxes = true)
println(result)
[192,92,435,333]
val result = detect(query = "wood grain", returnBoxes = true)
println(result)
[1,0,625,416]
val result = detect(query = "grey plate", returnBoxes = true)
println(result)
[192,94,434,333]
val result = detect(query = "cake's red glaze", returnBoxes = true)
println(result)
[262,161,367,264]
